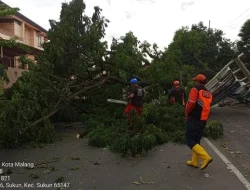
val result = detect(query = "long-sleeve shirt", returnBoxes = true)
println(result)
[185,87,198,118]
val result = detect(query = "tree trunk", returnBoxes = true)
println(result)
[20,76,125,135]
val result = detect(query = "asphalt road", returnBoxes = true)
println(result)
[209,104,250,183]
[0,103,249,190]
[0,140,247,190]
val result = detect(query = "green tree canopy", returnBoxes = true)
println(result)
[236,19,250,67]
[0,0,235,149]
[0,3,19,17]
[237,19,250,54]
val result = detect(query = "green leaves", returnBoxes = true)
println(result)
[0,38,30,53]
[237,19,250,65]
[165,21,237,80]
[0,1,230,150]
[0,64,4,77]
[204,120,224,140]
[0,4,19,17]
[44,0,109,78]
[0,78,3,95]
[86,102,186,156]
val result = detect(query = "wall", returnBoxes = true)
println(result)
[0,22,14,34]
[4,67,27,89]
[0,17,46,50]
[24,28,34,47]
[0,22,22,42]
[0,31,12,40]
[26,54,35,61]
[14,20,23,38]
[13,54,34,70]
[33,31,38,47]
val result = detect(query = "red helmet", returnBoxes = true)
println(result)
[173,80,180,85]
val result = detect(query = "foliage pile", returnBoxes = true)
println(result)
[204,120,224,140]
[82,102,185,156]
[85,102,224,156]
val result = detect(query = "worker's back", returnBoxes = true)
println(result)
[169,86,186,105]
[130,86,144,107]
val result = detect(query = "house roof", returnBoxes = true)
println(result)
[0,0,47,33]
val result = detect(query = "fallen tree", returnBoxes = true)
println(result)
[0,0,158,148]
[84,102,186,157]
[0,0,228,150]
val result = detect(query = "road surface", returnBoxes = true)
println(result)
[0,104,249,190]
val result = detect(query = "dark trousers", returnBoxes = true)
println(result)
[185,117,206,149]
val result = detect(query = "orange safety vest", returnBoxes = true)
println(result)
[188,85,213,121]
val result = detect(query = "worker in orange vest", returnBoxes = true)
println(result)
[185,74,213,170]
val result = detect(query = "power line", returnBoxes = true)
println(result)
[225,7,250,28]
[228,13,250,29]
[233,7,250,20]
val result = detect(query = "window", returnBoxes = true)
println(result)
[14,57,22,68]
[37,35,42,47]
[14,20,21,25]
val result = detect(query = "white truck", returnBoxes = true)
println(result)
[205,53,250,105]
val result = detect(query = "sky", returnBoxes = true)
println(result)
[3,0,250,50]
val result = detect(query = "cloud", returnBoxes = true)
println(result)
[4,0,249,51]
[125,11,136,19]
[181,1,195,11]
[33,1,55,7]
[106,0,112,6]
[106,0,156,6]
[134,0,156,3]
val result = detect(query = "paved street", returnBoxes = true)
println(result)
[0,140,247,190]
[209,103,250,183]
[0,103,250,190]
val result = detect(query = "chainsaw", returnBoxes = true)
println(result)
[107,99,128,105]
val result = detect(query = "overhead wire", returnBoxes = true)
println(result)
[225,6,250,30]
[228,13,250,28]
[233,7,250,21]
[208,5,250,46]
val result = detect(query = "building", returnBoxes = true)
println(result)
[0,0,48,90]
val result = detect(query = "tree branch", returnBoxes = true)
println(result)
[25,76,125,130]
[67,76,124,100]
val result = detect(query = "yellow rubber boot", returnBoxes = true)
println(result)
[186,151,199,168]
[192,144,213,170]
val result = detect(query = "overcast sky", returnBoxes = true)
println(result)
[3,0,250,50]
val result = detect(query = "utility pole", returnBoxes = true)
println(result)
[209,20,210,29]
